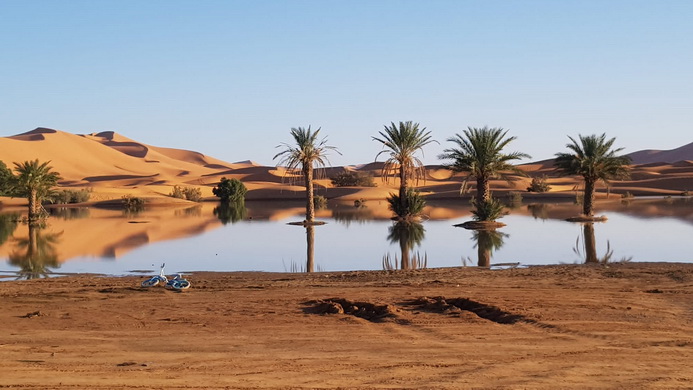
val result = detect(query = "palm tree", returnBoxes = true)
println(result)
[438,127,530,205]
[373,121,436,214]
[274,127,339,223]
[10,160,62,221]
[554,134,631,217]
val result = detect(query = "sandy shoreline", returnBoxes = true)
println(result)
[1,263,692,389]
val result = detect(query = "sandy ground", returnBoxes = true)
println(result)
[1,263,692,389]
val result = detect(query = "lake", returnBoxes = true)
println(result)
[1,197,692,279]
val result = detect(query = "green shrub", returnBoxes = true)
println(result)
[527,175,551,193]
[169,185,185,199]
[122,195,145,211]
[169,186,202,202]
[313,195,328,209]
[330,171,376,187]
[471,197,507,221]
[183,187,202,202]
[0,161,13,197]
[387,189,425,218]
[50,189,91,204]
[213,177,247,203]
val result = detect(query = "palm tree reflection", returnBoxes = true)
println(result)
[8,224,62,279]
[306,225,315,273]
[472,229,507,267]
[384,221,426,270]
[573,223,629,264]
[582,223,599,263]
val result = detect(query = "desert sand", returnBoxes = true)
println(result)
[1,128,692,208]
[1,263,692,389]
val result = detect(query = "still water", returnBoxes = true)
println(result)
[1,198,692,279]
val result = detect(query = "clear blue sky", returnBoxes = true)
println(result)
[1,0,691,166]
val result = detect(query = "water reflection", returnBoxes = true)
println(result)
[384,221,427,270]
[306,225,315,272]
[0,213,19,246]
[175,205,202,218]
[472,229,508,267]
[331,206,375,226]
[49,207,90,220]
[8,224,62,279]
[527,203,551,220]
[573,223,629,264]
[214,201,247,225]
[0,198,687,276]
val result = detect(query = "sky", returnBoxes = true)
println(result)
[1,0,692,166]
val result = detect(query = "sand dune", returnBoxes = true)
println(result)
[627,141,693,164]
[0,128,691,205]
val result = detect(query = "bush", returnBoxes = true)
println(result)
[387,189,425,218]
[122,195,145,212]
[169,186,202,202]
[330,171,376,187]
[50,189,92,204]
[169,185,185,199]
[0,161,14,196]
[313,195,328,209]
[183,187,202,202]
[527,175,551,193]
[213,177,247,202]
[471,197,507,221]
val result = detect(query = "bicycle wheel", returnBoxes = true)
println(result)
[172,280,191,290]
[141,278,159,287]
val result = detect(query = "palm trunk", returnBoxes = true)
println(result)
[305,225,315,273]
[583,178,595,216]
[28,188,39,221]
[399,165,408,215]
[476,176,490,205]
[583,223,598,263]
[304,164,314,222]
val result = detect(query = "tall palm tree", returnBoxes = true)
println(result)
[10,160,61,221]
[438,127,530,205]
[373,121,436,213]
[274,127,339,223]
[554,134,631,217]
